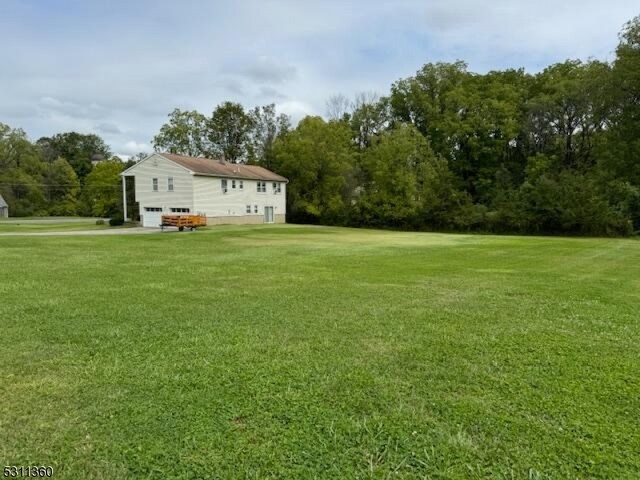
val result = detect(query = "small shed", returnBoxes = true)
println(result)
[0,194,8,218]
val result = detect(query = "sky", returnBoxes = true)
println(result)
[0,0,638,159]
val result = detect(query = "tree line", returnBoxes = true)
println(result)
[0,128,136,217]
[0,103,291,219]
[2,16,639,235]
[152,17,640,236]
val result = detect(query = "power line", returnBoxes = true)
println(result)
[0,182,120,187]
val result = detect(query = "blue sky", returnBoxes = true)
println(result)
[1,0,637,158]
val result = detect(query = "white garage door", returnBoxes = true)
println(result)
[143,207,163,227]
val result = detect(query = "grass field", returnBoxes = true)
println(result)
[1,225,639,479]
[0,218,112,233]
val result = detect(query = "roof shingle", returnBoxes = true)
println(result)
[160,153,288,182]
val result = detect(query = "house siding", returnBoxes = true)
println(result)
[124,153,287,226]
[193,176,286,223]
[130,154,194,224]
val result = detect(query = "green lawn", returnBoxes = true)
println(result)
[1,225,638,479]
[0,218,111,233]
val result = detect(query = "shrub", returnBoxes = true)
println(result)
[109,215,124,226]
[95,219,105,225]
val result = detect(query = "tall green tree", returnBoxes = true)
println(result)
[247,104,290,169]
[43,157,80,215]
[0,123,42,173]
[81,160,124,217]
[527,60,611,169]
[273,117,357,224]
[445,70,526,200]
[600,16,640,185]
[37,132,111,179]
[350,92,389,149]
[389,63,528,203]
[207,102,254,163]
[356,123,427,227]
[355,123,473,229]
[389,61,469,159]
[152,109,211,157]
[0,123,46,216]
[594,16,640,229]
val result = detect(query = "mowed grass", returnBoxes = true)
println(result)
[0,225,639,479]
[0,218,111,233]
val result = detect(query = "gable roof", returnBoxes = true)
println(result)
[0,194,7,208]
[159,153,288,182]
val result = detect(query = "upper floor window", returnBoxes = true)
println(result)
[221,179,228,193]
[257,181,266,193]
[152,178,158,191]
[239,180,244,190]
[273,182,281,194]
[168,177,174,192]
[170,207,190,213]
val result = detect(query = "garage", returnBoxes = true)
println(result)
[142,207,163,227]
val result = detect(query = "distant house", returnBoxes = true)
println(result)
[0,194,8,218]
[91,154,106,166]
[121,153,287,227]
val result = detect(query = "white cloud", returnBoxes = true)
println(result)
[114,141,153,159]
[124,141,153,153]
[0,0,637,151]
[276,100,316,122]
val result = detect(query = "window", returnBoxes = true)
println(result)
[145,207,162,212]
[246,205,251,214]
[273,182,281,194]
[170,207,190,213]
[253,205,258,213]
[232,180,236,189]
[239,180,244,190]
[221,179,228,193]
[168,177,174,192]
[257,181,266,193]
[152,178,158,191]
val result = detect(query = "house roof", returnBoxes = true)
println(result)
[0,194,7,208]
[159,153,288,182]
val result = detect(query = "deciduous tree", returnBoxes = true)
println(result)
[152,109,211,157]
[37,132,111,179]
[207,102,254,163]
[81,160,124,217]
[273,117,356,224]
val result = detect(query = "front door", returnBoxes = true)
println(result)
[264,206,274,224]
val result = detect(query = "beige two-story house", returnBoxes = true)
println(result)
[121,153,287,227]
